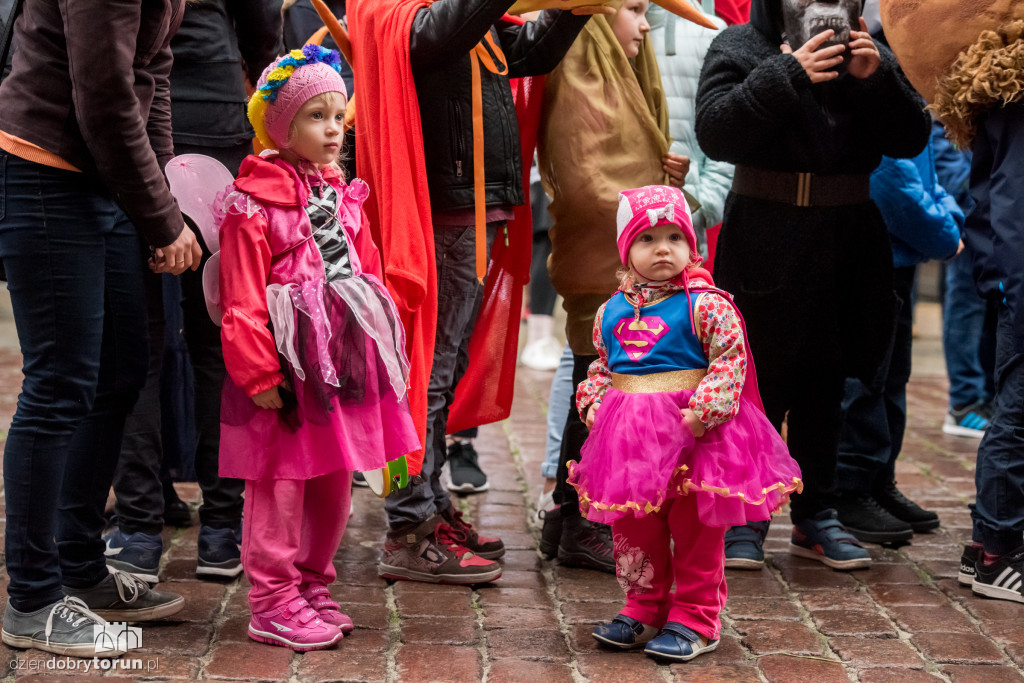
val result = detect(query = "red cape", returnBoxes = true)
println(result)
[349,1,535,472]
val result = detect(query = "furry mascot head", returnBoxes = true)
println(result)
[878,0,1024,147]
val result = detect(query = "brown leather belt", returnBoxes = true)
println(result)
[611,369,707,393]
[732,165,871,207]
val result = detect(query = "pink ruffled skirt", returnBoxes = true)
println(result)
[568,387,802,527]
[220,275,420,480]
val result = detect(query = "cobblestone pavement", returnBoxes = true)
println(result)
[0,342,1021,682]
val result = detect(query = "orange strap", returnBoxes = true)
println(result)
[469,33,509,282]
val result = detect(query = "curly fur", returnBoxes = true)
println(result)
[930,21,1024,149]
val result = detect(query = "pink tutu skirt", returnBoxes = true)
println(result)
[568,387,802,527]
[220,274,420,480]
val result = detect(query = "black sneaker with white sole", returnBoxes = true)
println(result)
[958,544,980,586]
[197,525,243,579]
[445,441,489,493]
[972,546,1024,603]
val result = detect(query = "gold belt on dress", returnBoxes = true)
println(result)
[611,369,707,394]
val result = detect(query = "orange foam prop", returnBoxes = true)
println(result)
[509,0,717,30]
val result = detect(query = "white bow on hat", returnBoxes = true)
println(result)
[646,204,675,227]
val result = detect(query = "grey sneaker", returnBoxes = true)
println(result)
[1,596,124,658]
[63,568,184,622]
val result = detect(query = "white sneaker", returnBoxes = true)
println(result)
[534,489,556,525]
[520,337,563,371]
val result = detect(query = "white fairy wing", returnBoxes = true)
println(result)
[202,251,223,327]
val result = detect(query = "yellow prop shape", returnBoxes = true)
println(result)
[509,0,717,30]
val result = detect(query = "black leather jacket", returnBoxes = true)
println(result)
[410,2,588,214]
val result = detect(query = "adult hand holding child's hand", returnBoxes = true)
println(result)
[149,223,204,275]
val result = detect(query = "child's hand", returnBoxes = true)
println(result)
[586,403,598,429]
[662,153,690,188]
[847,18,881,80]
[252,386,283,410]
[149,224,204,275]
[681,408,706,438]
[780,29,846,84]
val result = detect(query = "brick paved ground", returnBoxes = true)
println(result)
[0,332,1022,681]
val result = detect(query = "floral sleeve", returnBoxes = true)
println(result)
[690,292,747,429]
[576,301,612,419]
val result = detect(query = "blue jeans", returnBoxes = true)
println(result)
[542,344,573,479]
[836,267,915,491]
[971,304,1024,555]
[0,152,149,611]
[943,249,996,409]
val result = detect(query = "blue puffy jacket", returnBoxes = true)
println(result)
[869,142,962,268]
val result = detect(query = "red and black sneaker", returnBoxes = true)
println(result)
[378,517,502,585]
[438,507,505,560]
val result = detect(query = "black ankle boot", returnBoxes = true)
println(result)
[834,493,913,544]
[873,480,940,532]
[557,513,615,573]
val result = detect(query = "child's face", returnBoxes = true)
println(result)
[612,0,651,59]
[629,224,690,282]
[286,92,346,169]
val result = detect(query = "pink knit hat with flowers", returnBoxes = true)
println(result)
[248,45,347,151]
[615,185,698,269]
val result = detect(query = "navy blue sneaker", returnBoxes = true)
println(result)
[197,525,243,579]
[790,509,870,570]
[103,529,162,584]
[592,615,658,650]
[724,520,770,570]
[644,622,718,663]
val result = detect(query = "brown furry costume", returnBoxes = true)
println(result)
[931,20,1024,148]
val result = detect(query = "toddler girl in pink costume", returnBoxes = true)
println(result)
[217,47,419,651]
[570,185,801,663]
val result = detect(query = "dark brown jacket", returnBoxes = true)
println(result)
[0,0,186,247]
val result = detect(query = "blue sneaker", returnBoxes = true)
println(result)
[592,615,658,650]
[942,402,991,438]
[789,509,871,570]
[724,520,770,570]
[197,525,243,579]
[103,529,162,584]
[644,622,718,663]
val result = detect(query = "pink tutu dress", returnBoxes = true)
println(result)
[217,155,420,480]
[569,283,802,527]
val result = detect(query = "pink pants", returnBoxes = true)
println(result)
[242,469,351,614]
[611,494,727,640]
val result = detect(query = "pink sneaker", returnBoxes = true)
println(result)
[248,596,343,651]
[300,584,354,634]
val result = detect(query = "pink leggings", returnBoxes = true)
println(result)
[611,494,727,640]
[242,469,351,614]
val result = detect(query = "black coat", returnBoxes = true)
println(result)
[170,0,283,148]
[409,1,589,214]
[695,1,930,388]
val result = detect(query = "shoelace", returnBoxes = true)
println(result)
[44,596,107,647]
[435,525,475,559]
[110,568,145,605]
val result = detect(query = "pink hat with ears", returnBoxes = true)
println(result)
[615,185,698,269]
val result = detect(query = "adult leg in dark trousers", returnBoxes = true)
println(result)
[835,267,937,543]
[550,353,615,573]
[109,142,248,581]
[970,305,1024,600]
